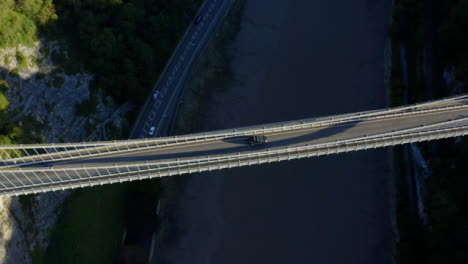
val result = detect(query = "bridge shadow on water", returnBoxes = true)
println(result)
[224,121,359,148]
[67,121,359,165]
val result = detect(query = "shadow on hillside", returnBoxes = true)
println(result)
[0,0,204,262]
[0,64,73,262]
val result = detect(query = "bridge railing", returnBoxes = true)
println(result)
[1,98,468,167]
[3,93,467,150]
[0,121,467,196]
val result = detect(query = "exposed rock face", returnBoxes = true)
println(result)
[0,197,30,264]
[0,41,131,263]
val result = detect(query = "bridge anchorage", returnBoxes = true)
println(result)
[1,95,468,196]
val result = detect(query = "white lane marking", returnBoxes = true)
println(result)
[137,0,226,138]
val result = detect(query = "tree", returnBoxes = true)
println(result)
[16,0,44,17]
[77,11,98,41]
[90,28,116,59]
[0,92,9,111]
[35,0,58,25]
[0,80,8,92]
[0,0,15,10]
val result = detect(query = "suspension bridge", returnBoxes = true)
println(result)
[0,95,467,196]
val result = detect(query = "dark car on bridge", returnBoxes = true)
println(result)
[248,135,268,146]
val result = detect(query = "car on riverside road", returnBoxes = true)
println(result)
[153,91,160,100]
[148,126,156,136]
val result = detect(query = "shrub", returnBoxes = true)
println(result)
[0,92,9,111]
[16,50,28,69]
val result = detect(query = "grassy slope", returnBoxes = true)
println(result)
[40,185,127,264]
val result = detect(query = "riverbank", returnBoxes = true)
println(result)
[159,0,394,263]
[154,1,246,262]
[390,1,468,263]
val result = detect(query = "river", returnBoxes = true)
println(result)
[159,0,395,263]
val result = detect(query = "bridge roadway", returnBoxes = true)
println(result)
[1,98,468,196]
[1,94,467,167]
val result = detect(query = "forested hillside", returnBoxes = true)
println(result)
[0,0,201,147]
[0,0,57,47]
[1,0,201,110]
[392,1,468,263]
[53,0,201,106]
[437,0,468,84]
[0,1,202,263]
[0,0,55,147]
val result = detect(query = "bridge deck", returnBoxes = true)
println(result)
[0,100,467,196]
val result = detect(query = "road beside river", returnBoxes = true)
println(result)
[159,0,395,263]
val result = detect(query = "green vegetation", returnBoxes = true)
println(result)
[395,139,468,264]
[0,0,51,154]
[16,50,28,69]
[51,0,202,106]
[2,0,203,106]
[0,80,42,158]
[41,179,161,264]
[0,92,9,111]
[0,107,22,159]
[391,1,468,263]
[0,0,57,47]
[437,0,468,86]
[3,55,12,67]
[391,0,426,102]
[42,185,127,264]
